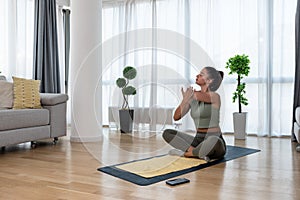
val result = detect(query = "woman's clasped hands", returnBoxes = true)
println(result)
[181,86,194,104]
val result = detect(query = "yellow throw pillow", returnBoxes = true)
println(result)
[12,76,42,109]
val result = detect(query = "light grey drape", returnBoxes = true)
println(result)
[63,9,70,94]
[293,0,300,141]
[33,0,61,93]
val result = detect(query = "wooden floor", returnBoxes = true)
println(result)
[0,128,299,200]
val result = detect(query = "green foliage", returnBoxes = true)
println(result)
[226,54,250,78]
[116,66,137,109]
[225,54,250,113]
[232,83,248,105]
[116,78,126,88]
[122,86,136,95]
[123,66,137,80]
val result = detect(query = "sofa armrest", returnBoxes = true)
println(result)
[40,93,68,138]
[40,93,68,106]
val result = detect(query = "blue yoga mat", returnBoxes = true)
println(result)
[97,145,260,186]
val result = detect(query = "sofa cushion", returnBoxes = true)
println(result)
[0,109,49,131]
[0,81,13,109]
[12,76,42,109]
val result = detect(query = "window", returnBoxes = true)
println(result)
[101,0,296,136]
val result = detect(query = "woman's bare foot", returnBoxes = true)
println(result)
[184,146,197,158]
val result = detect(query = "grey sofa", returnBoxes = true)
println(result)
[0,75,68,148]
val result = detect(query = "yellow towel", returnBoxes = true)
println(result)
[116,155,206,178]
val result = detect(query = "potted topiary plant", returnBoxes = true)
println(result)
[225,54,250,139]
[116,66,137,133]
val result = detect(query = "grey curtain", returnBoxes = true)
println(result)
[63,9,70,94]
[33,0,61,93]
[293,0,300,141]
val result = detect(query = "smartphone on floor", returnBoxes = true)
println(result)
[166,178,190,186]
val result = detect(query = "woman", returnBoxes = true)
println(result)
[162,66,226,161]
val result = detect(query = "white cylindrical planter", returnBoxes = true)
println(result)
[233,112,247,140]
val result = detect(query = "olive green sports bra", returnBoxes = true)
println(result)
[190,99,220,128]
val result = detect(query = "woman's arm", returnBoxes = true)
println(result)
[173,87,194,121]
[173,100,191,121]
[193,91,221,109]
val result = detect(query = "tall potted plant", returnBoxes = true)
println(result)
[116,66,137,133]
[225,54,250,139]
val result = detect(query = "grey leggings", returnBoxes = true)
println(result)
[162,129,226,159]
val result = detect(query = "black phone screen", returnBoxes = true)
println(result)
[166,178,190,186]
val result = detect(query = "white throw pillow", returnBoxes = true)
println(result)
[0,80,13,109]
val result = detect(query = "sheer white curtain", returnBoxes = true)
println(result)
[0,0,70,123]
[56,5,66,94]
[186,0,296,136]
[102,0,188,133]
[102,0,296,137]
[56,5,72,125]
[0,0,34,80]
[0,0,66,85]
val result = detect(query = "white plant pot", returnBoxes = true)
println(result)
[233,112,247,140]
